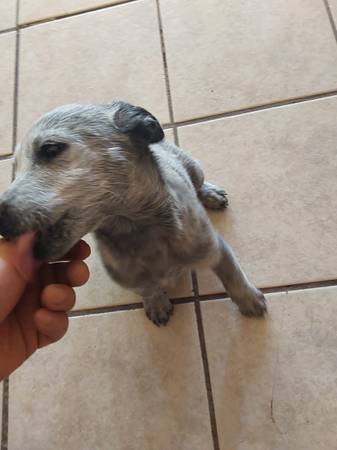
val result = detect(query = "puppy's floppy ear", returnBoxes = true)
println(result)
[114,103,164,145]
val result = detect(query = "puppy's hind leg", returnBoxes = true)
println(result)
[212,235,266,316]
[198,182,228,210]
[170,144,228,209]
[181,156,228,209]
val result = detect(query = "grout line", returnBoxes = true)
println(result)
[323,0,337,44]
[0,156,13,162]
[172,295,196,305]
[198,278,337,301]
[1,4,20,447]
[163,89,337,128]
[155,0,179,145]
[68,278,337,317]
[191,270,199,298]
[18,0,140,28]
[12,29,20,152]
[68,301,144,317]
[16,0,20,28]
[260,278,337,294]
[199,293,228,302]
[68,295,198,317]
[1,379,9,450]
[0,1,20,159]
[174,126,180,147]
[192,271,220,450]
[198,278,337,302]
[0,27,16,35]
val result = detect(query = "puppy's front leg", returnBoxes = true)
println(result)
[212,236,267,316]
[140,287,174,326]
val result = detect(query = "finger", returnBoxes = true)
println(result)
[56,240,91,262]
[7,232,40,282]
[53,260,90,287]
[0,264,25,321]
[34,308,69,348]
[0,235,38,321]
[41,284,76,312]
[41,260,90,287]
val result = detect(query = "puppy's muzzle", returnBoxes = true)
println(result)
[0,200,25,239]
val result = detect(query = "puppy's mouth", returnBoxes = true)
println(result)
[33,212,73,260]
[33,231,55,260]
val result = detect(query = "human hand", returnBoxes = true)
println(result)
[0,234,90,380]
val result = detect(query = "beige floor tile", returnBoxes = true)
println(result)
[0,160,13,192]
[178,98,337,294]
[0,382,2,425]
[161,0,337,121]
[0,33,15,155]
[164,128,174,142]
[202,286,337,450]
[328,1,337,26]
[74,130,192,310]
[20,0,122,24]
[75,233,192,309]
[18,0,169,140]
[0,0,16,30]
[9,304,213,450]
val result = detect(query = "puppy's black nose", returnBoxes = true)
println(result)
[0,201,22,239]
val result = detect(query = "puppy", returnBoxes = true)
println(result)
[0,102,266,325]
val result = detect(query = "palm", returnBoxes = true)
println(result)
[0,282,40,378]
[0,239,90,380]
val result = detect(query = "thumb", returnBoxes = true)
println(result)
[0,233,39,322]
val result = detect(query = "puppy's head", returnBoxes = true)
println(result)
[0,102,164,259]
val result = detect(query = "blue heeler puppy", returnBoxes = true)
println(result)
[0,102,266,325]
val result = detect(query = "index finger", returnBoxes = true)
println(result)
[56,240,91,262]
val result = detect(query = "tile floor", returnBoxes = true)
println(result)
[1,1,337,449]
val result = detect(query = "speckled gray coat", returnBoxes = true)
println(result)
[0,102,266,325]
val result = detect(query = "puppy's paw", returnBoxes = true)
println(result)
[199,182,228,210]
[145,299,174,326]
[232,288,267,317]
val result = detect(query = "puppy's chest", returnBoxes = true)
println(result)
[96,227,171,262]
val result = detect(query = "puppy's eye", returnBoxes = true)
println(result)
[39,142,68,160]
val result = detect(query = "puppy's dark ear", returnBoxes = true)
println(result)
[114,103,164,145]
